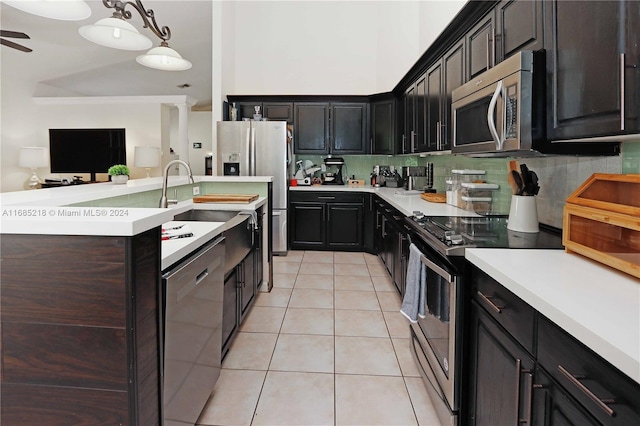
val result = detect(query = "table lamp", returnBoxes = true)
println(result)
[134,146,161,178]
[19,147,48,190]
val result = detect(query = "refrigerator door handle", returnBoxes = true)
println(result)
[250,127,257,176]
[244,127,251,176]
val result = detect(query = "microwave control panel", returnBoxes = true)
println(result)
[505,84,518,139]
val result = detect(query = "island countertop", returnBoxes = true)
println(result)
[0,176,269,236]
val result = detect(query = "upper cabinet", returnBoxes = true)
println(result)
[494,0,544,62]
[371,98,396,155]
[294,102,369,155]
[294,102,330,154]
[263,102,294,122]
[466,12,495,79]
[545,0,640,141]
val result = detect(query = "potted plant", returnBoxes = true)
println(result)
[108,164,130,184]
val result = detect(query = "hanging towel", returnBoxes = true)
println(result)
[400,243,427,323]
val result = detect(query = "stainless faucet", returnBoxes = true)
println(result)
[159,160,195,208]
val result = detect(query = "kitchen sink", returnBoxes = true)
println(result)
[173,209,253,275]
[173,209,240,222]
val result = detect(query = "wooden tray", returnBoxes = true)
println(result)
[193,194,259,203]
[421,193,446,203]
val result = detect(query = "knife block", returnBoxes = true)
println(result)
[563,173,640,279]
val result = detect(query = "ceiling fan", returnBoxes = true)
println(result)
[0,30,32,52]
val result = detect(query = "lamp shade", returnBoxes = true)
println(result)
[136,45,192,71]
[19,147,49,168]
[134,146,161,168]
[3,0,91,21]
[79,17,153,50]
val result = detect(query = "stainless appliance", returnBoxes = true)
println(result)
[217,121,288,255]
[161,236,225,425]
[404,213,564,425]
[451,50,545,156]
[401,165,435,192]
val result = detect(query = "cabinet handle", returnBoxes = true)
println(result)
[317,196,335,200]
[402,134,406,153]
[411,130,416,152]
[520,370,534,424]
[486,33,491,70]
[557,365,616,417]
[477,290,504,314]
[621,53,626,131]
[514,359,522,423]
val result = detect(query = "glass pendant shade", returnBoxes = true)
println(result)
[79,17,153,50]
[3,0,91,21]
[136,45,192,71]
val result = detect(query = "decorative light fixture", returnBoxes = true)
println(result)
[79,0,192,71]
[19,147,49,190]
[134,146,161,178]
[2,0,92,21]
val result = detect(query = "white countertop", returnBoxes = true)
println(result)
[0,176,269,236]
[291,185,479,217]
[161,221,226,271]
[466,248,640,384]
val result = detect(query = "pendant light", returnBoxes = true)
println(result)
[2,0,91,21]
[79,16,152,50]
[78,0,191,71]
[136,42,192,71]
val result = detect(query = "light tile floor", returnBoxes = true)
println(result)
[198,250,442,426]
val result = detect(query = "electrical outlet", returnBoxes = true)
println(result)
[193,186,200,196]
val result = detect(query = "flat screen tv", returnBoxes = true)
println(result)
[49,128,126,182]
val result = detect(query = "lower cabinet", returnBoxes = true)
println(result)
[289,191,364,251]
[375,197,409,296]
[467,300,535,425]
[466,265,640,426]
[222,211,263,359]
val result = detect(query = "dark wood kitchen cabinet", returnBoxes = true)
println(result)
[545,0,640,141]
[294,102,369,155]
[494,0,544,62]
[400,73,427,153]
[236,101,262,120]
[466,264,640,426]
[400,85,416,154]
[371,98,396,154]
[263,102,294,122]
[466,11,495,79]
[289,191,364,251]
[374,198,409,296]
[425,40,465,152]
[1,230,162,425]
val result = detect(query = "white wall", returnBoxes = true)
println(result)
[419,1,467,52]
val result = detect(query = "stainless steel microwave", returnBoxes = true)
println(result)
[452,50,545,156]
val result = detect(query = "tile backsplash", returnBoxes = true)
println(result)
[297,141,639,229]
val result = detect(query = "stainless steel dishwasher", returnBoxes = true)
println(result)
[161,236,225,425]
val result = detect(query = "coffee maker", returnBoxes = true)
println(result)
[322,157,345,185]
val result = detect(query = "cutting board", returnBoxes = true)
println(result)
[421,193,446,203]
[193,194,259,203]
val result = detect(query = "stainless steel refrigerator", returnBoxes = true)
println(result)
[216,120,288,255]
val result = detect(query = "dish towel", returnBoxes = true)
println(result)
[400,243,427,323]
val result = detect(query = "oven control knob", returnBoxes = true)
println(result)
[444,231,454,241]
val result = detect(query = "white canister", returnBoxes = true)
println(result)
[507,195,539,233]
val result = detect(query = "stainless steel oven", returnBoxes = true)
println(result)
[408,234,464,425]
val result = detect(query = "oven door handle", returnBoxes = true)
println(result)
[487,79,505,151]
[420,254,454,283]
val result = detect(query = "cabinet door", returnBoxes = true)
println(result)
[237,102,262,120]
[289,202,326,249]
[414,74,428,152]
[546,0,640,140]
[294,103,329,154]
[240,251,255,319]
[331,103,369,154]
[467,301,535,426]
[371,100,395,154]
[402,86,415,154]
[442,40,466,150]
[222,269,239,356]
[467,12,495,79]
[495,0,544,62]
[425,62,442,152]
[263,102,294,122]
[532,367,600,426]
[326,203,363,250]
[363,194,376,253]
